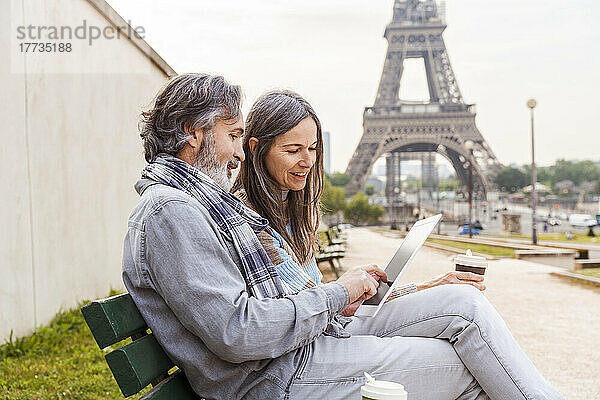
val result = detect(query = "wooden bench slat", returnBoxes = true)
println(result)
[81,293,147,349]
[325,230,345,246]
[139,370,201,400]
[105,333,175,397]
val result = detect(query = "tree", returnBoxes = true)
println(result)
[494,167,528,193]
[546,159,600,187]
[578,181,596,195]
[327,172,351,187]
[554,180,575,197]
[365,185,375,196]
[321,178,346,215]
[367,203,386,222]
[522,164,551,187]
[500,160,600,195]
[343,192,385,224]
[439,180,458,191]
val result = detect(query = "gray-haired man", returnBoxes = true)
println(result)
[123,73,564,400]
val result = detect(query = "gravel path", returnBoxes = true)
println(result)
[335,227,600,400]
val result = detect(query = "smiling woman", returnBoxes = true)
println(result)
[258,117,318,192]
[232,90,324,265]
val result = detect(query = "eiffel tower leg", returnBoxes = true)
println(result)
[386,151,403,222]
[386,153,393,201]
[395,152,402,202]
[346,135,382,195]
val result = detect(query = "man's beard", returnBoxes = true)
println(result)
[193,129,238,192]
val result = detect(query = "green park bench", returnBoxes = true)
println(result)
[331,225,348,241]
[325,229,345,248]
[316,238,344,278]
[81,293,201,399]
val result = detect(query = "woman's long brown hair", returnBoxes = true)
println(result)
[232,90,324,264]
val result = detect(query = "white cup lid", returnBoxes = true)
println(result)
[361,373,407,400]
[453,249,487,267]
[453,254,488,267]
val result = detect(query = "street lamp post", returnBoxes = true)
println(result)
[392,186,400,230]
[527,98,538,244]
[464,140,474,238]
[436,166,441,234]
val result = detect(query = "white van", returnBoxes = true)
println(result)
[568,214,598,227]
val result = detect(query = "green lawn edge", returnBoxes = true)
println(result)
[573,268,600,279]
[426,238,515,257]
[495,232,600,244]
[0,290,149,400]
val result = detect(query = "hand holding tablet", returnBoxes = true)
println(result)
[353,214,443,318]
[337,264,388,306]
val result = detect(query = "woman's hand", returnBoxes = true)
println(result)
[417,271,486,292]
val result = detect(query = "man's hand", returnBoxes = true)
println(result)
[336,264,387,306]
[340,298,363,317]
[417,271,486,292]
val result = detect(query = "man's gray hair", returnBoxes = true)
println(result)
[140,73,242,162]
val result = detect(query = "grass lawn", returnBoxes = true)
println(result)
[573,268,600,279]
[0,291,147,400]
[504,232,600,244]
[427,238,515,258]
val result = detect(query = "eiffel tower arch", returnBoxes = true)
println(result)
[345,0,502,200]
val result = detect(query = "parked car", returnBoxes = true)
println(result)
[568,214,598,228]
[547,218,561,226]
[456,219,484,230]
[458,225,481,235]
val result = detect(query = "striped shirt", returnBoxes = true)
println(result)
[256,227,418,302]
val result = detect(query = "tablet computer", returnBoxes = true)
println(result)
[354,213,442,318]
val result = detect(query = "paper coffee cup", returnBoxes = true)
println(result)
[454,249,487,275]
[361,372,407,400]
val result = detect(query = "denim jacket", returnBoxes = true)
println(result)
[122,179,350,399]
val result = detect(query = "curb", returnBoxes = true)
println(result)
[550,270,600,287]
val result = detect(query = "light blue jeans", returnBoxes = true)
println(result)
[287,284,565,400]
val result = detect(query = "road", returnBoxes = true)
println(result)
[398,191,600,238]
[336,227,600,400]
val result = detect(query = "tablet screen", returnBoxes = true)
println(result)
[362,216,440,306]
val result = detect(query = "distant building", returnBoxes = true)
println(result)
[323,131,331,174]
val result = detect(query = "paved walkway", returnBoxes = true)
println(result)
[335,227,600,400]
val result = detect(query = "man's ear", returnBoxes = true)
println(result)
[248,137,259,154]
[185,125,203,149]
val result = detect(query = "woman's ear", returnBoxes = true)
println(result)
[248,137,259,154]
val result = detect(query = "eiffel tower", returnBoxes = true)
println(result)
[345,0,502,201]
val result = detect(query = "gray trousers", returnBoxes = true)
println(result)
[287,284,565,400]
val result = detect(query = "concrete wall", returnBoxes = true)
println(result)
[1,0,174,341]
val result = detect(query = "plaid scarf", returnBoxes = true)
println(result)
[141,154,293,299]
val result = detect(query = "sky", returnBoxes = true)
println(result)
[107,0,600,172]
